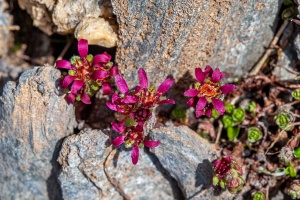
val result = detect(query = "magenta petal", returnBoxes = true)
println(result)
[120,95,138,104]
[106,102,117,111]
[112,136,126,146]
[186,98,195,107]
[78,39,88,58]
[138,68,148,89]
[94,70,109,80]
[81,93,91,104]
[195,110,204,118]
[212,98,225,115]
[71,80,84,94]
[157,78,174,94]
[66,93,76,104]
[115,75,129,94]
[220,84,235,94]
[112,121,126,133]
[157,99,175,104]
[144,140,160,148]
[196,97,207,113]
[184,89,198,97]
[205,108,212,117]
[93,53,111,63]
[102,82,112,95]
[62,75,76,88]
[112,93,119,104]
[131,145,139,165]
[56,60,72,69]
[204,65,213,76]
[211,68,222,82]
[195,68,204,83]
[110,66,119,76]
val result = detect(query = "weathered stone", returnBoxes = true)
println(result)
[273,23,300,80]
[112,0,282,87]
[0,65,77,200]
[58,129,184,200]
[18,0,118,48]
[149,125,234,199]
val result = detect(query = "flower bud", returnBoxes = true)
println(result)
[222,115,234,128]
[252,191,266,200]
[247,127,262,143]
[247,101,257,113]
[292,89,300,100]
[232,108,245,123]
[285,180,300,199]
[275,112,294,130]
[225,103,235,114]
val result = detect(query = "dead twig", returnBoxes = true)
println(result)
[0,25,20,31]
[250,20,289,75]
[56,36,72,63]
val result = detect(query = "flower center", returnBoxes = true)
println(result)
[136,88,160,107]
[76,59,93,81]
[125,130,144,147]
[197,79,221,99]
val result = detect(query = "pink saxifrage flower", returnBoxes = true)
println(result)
[111,121,160,165]
[56,39,118,104]
[108,68,174,164]
[184,66,235,117]
[107,68,175,123]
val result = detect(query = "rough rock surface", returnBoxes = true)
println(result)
[18,0,118,47]
[0,65,77,200]
[112,0,282,87]
[273,23,300,80]
[149,125,234,200]
[58,129,184,200]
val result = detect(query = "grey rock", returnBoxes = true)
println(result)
[58,128,184,200]
[0,65,77,200]
[112,0,282,87]
[273,23,300,80]
[149,125,234,200]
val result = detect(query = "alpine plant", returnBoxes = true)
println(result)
[55,39,118,104]
[184,66,235,117]
[108,68,175,164]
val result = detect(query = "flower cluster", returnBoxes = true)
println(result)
[184,66,235,117]
[56,39,118,104]
[108,68,174,164]
[213,156,245,194]
[285,180,300,199]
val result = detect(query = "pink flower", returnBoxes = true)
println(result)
[111,122,160,165]
[107,68,175,122]
[184,66,235,117]
[56,39,118,104]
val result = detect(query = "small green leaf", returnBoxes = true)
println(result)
[247,101,256,113]
[286,163,297,178]
[68,70,76,76]
[171,106,187,120]
[252,191,266,200]
[225,103,235,114]
[90,82,99,91]
[211,108,219,118]
[213,176,219,186]
[70,56,81,65]
[86,54,94,63]
[227,126,240,140]
[247,127,262,143]
[222,115,234,128]
[75,95,81,101]
[232,108,245,123]
[294,147,300,158]
[124,118,138,127]
[292,89,300,100]
[105,62,113,67]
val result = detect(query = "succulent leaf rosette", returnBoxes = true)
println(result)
[184,66,235,117]
[56,39,118,104]
[108,68,175,164]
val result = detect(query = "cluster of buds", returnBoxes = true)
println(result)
[108,68,175,164]
[56,39,118,104]
[213,156,245,194]
[292,89,300,100]
[184,66,235,117]
[274,111,294,131]
[285,180,300,199]
[247,127,262,143]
